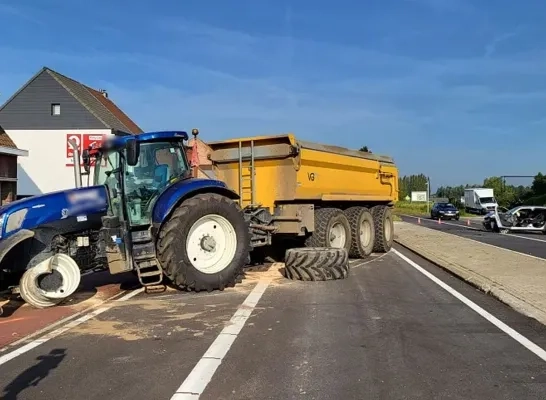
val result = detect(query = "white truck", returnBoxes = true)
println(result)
[464,188,498,215]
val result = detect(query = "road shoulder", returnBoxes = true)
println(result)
[394,221,546,326]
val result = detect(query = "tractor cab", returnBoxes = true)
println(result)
[82,130,192,228]
[79,130,197,287]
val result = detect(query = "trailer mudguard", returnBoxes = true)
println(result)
[0,229,35,265]
[152,177,239,225]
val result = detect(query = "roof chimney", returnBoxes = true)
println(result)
[99,89,108,98]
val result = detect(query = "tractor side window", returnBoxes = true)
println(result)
[94,151,122,217]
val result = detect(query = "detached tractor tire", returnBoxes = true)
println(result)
[284,247,349,281]
[304,207,352,252]
[370,205,394,253]
[156,193,250,292]
[19,253,82,309]
[344,206,375,258]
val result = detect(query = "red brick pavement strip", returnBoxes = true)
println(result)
[0,271,139,349]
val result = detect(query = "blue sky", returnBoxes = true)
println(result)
[1,0,545,189]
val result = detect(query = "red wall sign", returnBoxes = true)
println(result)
[66,133,82,167]
[66,133,106,167]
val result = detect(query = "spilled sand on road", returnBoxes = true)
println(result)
[239,262,287,289]
[69,319,150,341]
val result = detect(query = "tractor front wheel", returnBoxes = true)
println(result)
[156,193,250,292]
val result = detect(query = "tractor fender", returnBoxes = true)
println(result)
[0,229,35,265]
[152,178,239,227]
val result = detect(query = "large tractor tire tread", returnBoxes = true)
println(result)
[370,205,394,253]
[344,206,375,259]
[304,208,351,252]
[156,193,250,293]
[284,247,349,281]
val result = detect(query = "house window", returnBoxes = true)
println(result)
[51,103,61,116]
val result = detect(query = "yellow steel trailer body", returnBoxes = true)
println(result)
[201,134,398,250]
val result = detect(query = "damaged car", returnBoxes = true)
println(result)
[482,205,546,234]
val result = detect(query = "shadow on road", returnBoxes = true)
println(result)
[1,348,66,400]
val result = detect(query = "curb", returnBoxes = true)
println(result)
[394,235,546,327]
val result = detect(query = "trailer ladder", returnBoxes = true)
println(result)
[238,140,257,208]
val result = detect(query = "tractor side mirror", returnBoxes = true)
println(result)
[82,149,91,174]
[126,138,140,166]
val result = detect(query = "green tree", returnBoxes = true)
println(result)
[531,172,546,196]
[482,176,517,207]
[359,146,370,152]
[398,174,428,199]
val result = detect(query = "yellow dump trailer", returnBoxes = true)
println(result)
[197,133,398,258]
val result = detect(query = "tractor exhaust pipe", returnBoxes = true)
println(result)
[68,139,83,188]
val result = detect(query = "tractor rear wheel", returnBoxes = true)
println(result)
[156,193,250,292]
[370,205,394,253]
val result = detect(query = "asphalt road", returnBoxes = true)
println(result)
[399,214,546,259]
[1,247,546,400]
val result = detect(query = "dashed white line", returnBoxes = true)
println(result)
[170,279,270,399]
[0,287,144,367]
[392,248,546,363]
[401,214,546,243]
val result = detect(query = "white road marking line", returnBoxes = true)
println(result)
[401,214,546,243]
[171,280,270,400]
[392,248,546,363]
[0,287,144,366]
[398,216,546,262]
[351,253,389,269]
[0,288,135,354]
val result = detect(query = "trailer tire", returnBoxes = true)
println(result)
[284,247,349,281]
[344,206,375,258]
[305,208,351,252]
[370,205,394,253]
[157,193,250,292]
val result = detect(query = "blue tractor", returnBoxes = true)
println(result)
[0,129,250,308]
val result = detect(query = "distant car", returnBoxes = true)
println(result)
[483,205,546,234]
[431,202,460,220]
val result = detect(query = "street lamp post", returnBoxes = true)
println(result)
[426,177,431,214]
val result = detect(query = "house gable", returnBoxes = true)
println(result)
[0,68,107,130]
[0,67,143,133]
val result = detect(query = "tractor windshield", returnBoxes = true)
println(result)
[123,141,189,226]
[94,140,190,226]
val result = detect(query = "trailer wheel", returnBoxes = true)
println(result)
[157,193,250,292]
[370,205,394,253]
[305,207,352,252]
[284,247,349,281]
[344,206,375,258]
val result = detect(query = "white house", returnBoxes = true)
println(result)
[0,66,143,198]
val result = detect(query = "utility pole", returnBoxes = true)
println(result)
[426,177,430,214]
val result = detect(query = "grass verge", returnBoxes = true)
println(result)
[393,201,473,217]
